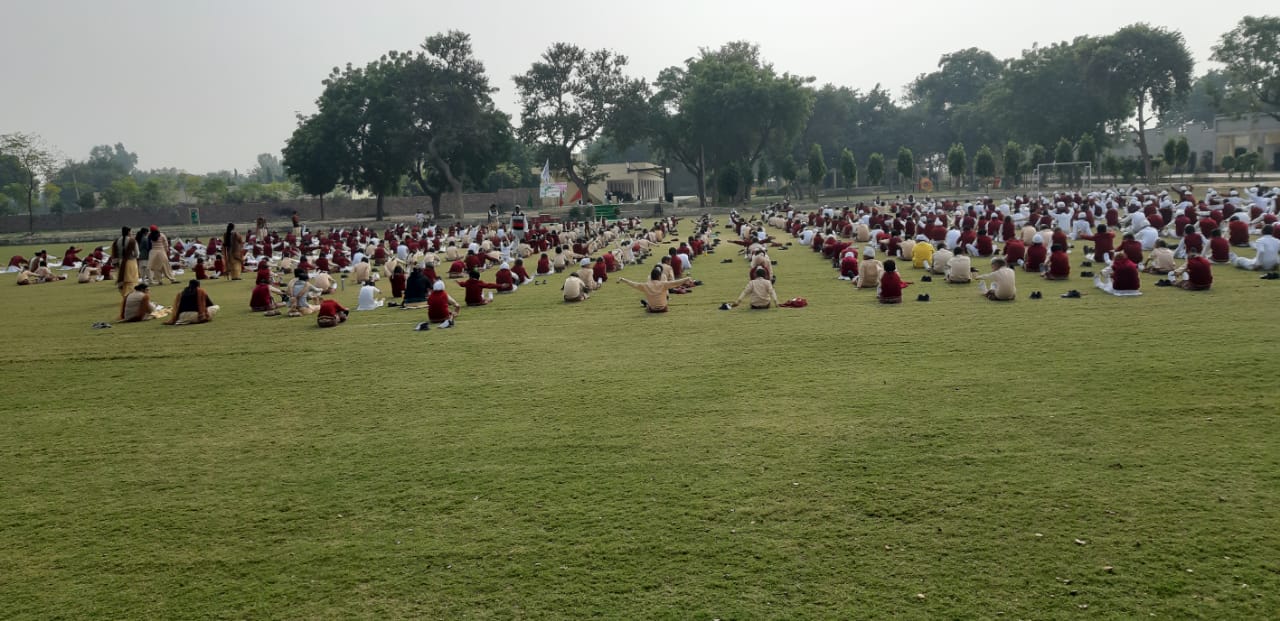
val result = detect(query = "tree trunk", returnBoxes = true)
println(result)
[452,183,465,223]
[428,192,442,219]
[318,194,325,221]
[697,145,707,207]
[376,192,384,221]
[564,164,590,206]
[26,172,35,233]
[1135,102,1152,183]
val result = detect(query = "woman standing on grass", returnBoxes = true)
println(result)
[147,226,180,285]
[111,226,141,297]
[222,223,245,280]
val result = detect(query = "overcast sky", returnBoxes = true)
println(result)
[3,1,1273,173]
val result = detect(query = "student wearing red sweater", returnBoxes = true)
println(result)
[316,297,349,328]
[1043,244,1071,280]
[427,280,461,326]
[1094,253,1142,296]
[1207,229,1231,263]
[456,270,498,306]
[1117,233,1144,264]
[494,263,518,293]
[592,256,609,284]
[877,259,910,304]
[535,253,553,276]
[1079,224,1115,262]
[1023,235,1048,272]
[1170,252,1213,291]
[512,258,533,284]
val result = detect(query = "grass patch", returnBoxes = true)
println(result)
[1,223,1278,619]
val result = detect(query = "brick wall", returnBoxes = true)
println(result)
[0,188,541,234]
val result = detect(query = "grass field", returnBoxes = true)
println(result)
[2,221,1278,619]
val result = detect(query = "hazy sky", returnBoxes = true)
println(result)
[3,1,1273,173]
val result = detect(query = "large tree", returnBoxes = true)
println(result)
[974,145,996,189]
[839,148,857,199]
[515,43,645,205]
[288,32,511,221]
[983,37,1127,152]
[908,48,1003,157]
[896,147,914,192]
[650,42,814,207]
[282,112,342,220]
[404,31,514,220]
[1160,70,1254,126]
[0,133,61,233]
[1091,23,1194,181]
[807,144,827,200]
[1212,16,1280,122]
[866,153,885,187]
[304,56,416,220]
[946,142,967,190]
[1002,141,1023,187]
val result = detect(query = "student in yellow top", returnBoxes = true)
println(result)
[619,266,695,314]
[730,268,781,309]
[911,234,935,270]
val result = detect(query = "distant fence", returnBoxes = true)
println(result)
[0,188,541,234]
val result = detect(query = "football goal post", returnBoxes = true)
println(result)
[1035,162,1094,191]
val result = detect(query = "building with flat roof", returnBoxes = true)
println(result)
[1112,113,1280,172]
[538,161,667,205]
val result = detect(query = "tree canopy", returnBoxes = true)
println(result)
[1212,16,1280,122]
[515,42,645,205]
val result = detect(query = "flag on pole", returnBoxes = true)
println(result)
[540,160,551,184]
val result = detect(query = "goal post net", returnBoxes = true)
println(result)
[1035,162,1093,190]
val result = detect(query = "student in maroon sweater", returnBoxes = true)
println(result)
[592,257,609,283]
[1172,252,1213,290]
[1094,254,1142,296]
[1228,217,1251,246]
[877,260,911,304]
[455,270,498,306]
[1024,235,1048,272]
[1078,224,1115,262]
[1044,245,1071,280]
[1177,225,1204,258]
[1207,229,1231,263]
[494,263,518,292]
[390,266,406,299]
[1117,233,1144,264]
[1002,237,1026,265]
[512,258,533,284]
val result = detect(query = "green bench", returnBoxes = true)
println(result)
[593,204,620,221]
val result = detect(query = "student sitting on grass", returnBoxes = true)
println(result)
[877,260,909,304]
[620,266,696,314]
[1230,225,1280,271]
[730,267,781,310]
[1093,253,1142,297]
[976,257,1017,301]
[854,247,883,290]
[164,280,218,325]
[316,296,349,328]
[427,280,461,327]
[562,271,589,303]
[1169,251,1213,291]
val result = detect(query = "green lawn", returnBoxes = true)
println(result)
[1,223,1278,619]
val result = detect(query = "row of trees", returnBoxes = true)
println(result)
[7,16,1280,231]
[0,132,308,231]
